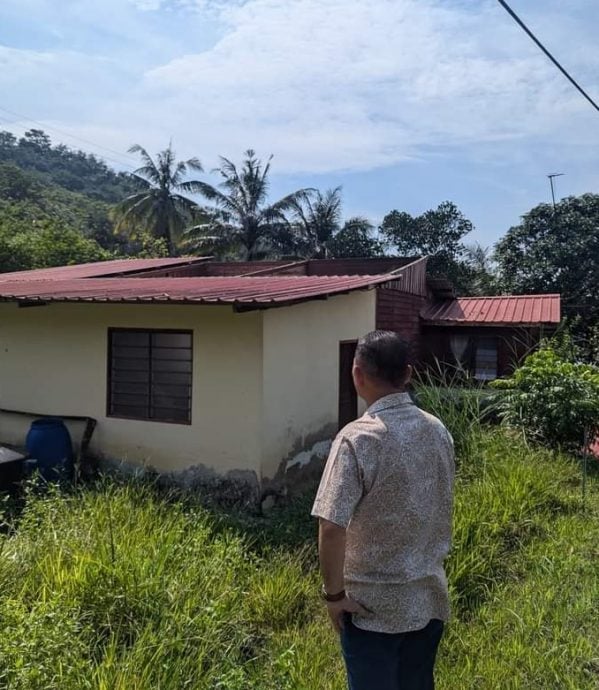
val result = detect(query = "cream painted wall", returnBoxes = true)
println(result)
[0,289,376,484]
[260,290,376,479]
[0,303,263,474]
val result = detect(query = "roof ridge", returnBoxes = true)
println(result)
[457,293,560,300]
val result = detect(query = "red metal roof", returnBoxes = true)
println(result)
[421,294,561,326]
[0,274,396,309]
[0,257,211,282]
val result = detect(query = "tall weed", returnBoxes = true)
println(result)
[413,369,497,470]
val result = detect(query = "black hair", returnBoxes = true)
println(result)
[355,330,410,387]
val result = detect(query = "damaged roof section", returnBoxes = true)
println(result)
[0,256,428,310]
[0,274,400,310]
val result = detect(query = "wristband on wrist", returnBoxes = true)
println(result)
[321,585,346,602]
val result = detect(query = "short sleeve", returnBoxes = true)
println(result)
[311,436,363,528]
[446,430,454,449]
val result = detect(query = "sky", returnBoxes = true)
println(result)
[1,0,598,247]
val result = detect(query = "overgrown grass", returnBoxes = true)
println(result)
[0,398,597,688]
[0,482,321,689]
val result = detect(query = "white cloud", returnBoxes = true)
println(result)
[128,0,599,172]
[0,45,55,76]
[2,0,598,175]
[0,45,126,116]
[129,0,163,9]
[128,0,246,13]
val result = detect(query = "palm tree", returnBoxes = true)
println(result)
[114,144,204,256]
[463,242,498,295]
[290,187,343,258]
[186,149,310,260]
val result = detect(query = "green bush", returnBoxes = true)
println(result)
[491,347,599,452]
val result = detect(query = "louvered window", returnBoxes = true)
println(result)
[107,329,192,424]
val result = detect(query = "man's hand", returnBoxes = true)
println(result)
[326,595,369,634]
[317,518,369,632]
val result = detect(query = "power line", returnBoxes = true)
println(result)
[0,114,29,133]
[0,103,138,167]
[497,0,599,114]
[0,104,139,170]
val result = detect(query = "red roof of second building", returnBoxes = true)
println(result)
[421,294,561,325]
[0,274,395,308]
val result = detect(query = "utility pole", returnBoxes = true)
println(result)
[547,173,564,210]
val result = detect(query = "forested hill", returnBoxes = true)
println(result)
[0,129,136,203]
[0,129,157,272]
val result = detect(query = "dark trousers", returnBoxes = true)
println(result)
[340,617,444,690]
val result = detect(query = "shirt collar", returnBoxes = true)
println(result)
[366,392,413,416]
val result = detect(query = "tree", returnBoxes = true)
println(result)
[495,194,599,331]
[289,188,384,258]
[462,243,499,296]
[0,163,42,202]
[290,187,343,257]
[0,131,17,152]
[327,217,384,258]
[0,225,30,273]
[380,201,475,292]
[1,220,110,273]
[20,129,52,152]
[380,201,472,257]
[114,143,204,256]
[187,149,309,260]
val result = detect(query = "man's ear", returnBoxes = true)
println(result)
[352,362,364,389]
[404,364,413,387]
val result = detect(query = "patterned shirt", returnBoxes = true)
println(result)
[312,392,455,634]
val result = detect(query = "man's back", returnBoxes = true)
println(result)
[312,392,455,634]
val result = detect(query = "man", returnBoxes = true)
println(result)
[312,330,455,690]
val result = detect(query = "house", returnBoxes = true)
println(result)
[216,258,560,382]
[0,256,560,500]
[420,294,561,380]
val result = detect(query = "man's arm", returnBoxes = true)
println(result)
[318,518,347,596]
[312,437,367,632]
[318,518,366,633]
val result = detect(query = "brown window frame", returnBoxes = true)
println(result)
[107,328,193,425]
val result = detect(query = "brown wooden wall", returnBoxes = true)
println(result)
[125,263,209,278]
[126,261,300,279]
[376,289,427,362]
[307,257,417,276]
[420,325,545,377]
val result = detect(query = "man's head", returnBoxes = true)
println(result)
[352,331,412,404]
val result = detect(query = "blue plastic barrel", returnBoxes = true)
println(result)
[26,418,74,481]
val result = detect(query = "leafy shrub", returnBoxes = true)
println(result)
[491,347,599,452]
[10,220,111,268]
